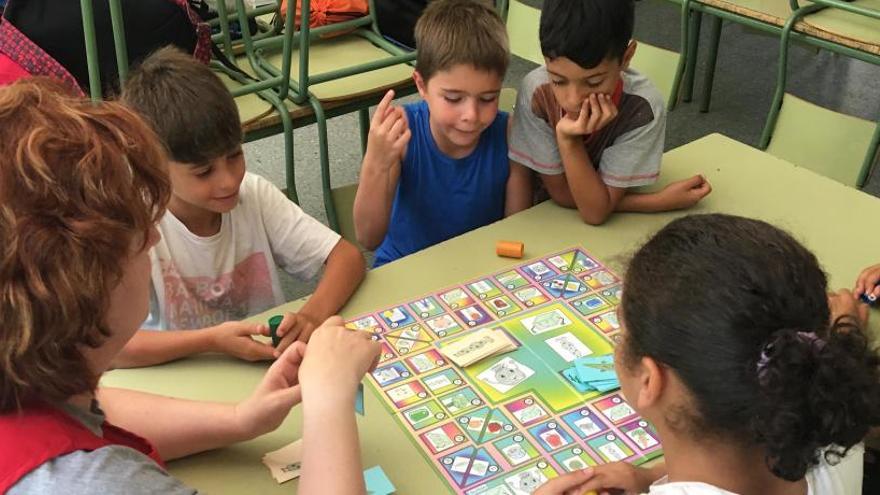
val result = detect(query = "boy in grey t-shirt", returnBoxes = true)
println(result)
[509,0,712,225]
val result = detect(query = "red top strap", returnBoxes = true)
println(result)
[0,20,83,94]
[0,402,164,492]
[168,0,212,64]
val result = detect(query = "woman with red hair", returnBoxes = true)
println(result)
[0,78,378,495]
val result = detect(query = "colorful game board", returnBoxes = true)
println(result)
[347,248,662,494]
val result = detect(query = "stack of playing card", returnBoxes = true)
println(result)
[562,354,620,393]
[439,327,518,367]
[262,439,303,484]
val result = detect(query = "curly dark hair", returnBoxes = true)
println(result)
[621,213,880,481]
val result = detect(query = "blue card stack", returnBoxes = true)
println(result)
[562,354,620,393]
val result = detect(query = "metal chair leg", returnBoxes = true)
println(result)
[760,7,812,149]
[359,108,370,155]
[683,10,702,103]
[699,15,722,113]
[857,123,880,188]
[670,0,693,110]
[80,0,102,100]
[310,98,340,232]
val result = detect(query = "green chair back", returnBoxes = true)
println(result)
[331,183,362,248]
[506,0,542,64]
[766,94,877,187]
[232,0,416,105]
[630,41,680,106]
[499,87,517,113]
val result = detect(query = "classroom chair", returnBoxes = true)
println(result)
[494,0,541,114]
[209,1,277,59]
[676,0,879,114]
[762,94,877,187]
[230,0,418,232]
[503,0,542,65]
[631,41,681,108]
[759,0,880,187]
[79,0,306,201]
[673,0,797,113]
[330,183,361,246]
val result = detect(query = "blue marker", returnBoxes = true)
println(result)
[861,283,880,306]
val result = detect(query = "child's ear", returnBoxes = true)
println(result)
[621,40,638,71]
[413,71,428,98]
[635,355,664,410]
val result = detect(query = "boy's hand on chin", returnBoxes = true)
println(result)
[556,93,618,139]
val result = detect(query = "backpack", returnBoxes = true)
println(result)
[279,0,369,33]
[374,0,427,49]
[0,0,211,96]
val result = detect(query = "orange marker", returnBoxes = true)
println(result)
[496,240,524,259]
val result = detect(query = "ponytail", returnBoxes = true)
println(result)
[752,318,880,480]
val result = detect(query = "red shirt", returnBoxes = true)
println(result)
[0,402,164,492]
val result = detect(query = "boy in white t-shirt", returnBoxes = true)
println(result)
[115,47,365,368]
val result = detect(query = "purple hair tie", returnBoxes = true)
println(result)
[757,331,825,380]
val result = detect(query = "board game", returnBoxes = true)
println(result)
[346,247,663,494]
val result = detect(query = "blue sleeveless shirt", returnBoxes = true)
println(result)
[373,101,509,267]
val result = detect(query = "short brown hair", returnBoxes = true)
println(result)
[414,0,509,82]
[0,78,170,412]
[121,46,242,165]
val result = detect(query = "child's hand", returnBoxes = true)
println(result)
[533,468,594,495]
[234,342,306,439]
[534,463,657,495]
[658,175,712,210]
[273,311,320,356]
[555,93,618,139]
[209,321,276,362]
[829,289,869,329]
[365,89,410,169]
[299,316,380,403]
[854,263,880,301]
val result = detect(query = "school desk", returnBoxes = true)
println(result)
[102,133,880,493]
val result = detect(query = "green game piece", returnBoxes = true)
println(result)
[268,314,283,347]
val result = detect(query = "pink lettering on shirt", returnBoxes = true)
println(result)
[160,252,275,329]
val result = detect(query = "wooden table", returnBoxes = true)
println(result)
[102,133,880,493]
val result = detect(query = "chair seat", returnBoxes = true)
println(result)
[800,0,880,55]
[698,0,879,54]
[263,31,414,101]
[766,93,876,186]
[698,0,794,27]
[216,54,413,136]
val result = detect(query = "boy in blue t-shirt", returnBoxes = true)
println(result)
[354,0,532,267]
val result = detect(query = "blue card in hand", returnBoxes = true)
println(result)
[355,383,365,416]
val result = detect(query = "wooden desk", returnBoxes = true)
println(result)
[102,133,880,493]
